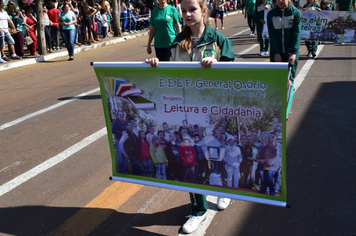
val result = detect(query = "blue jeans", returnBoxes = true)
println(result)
[115,140,128,174]
[183,166,196,183]
[121,13,127,32]
[156,163,166,179]
[142,159,153,177]
[62,29,75,57]
[225,165,240,188]
[102,26,107,38]
[50,25,60,49]
[128,12,136,31]
[259,170,276,195]
[128,155,144,175]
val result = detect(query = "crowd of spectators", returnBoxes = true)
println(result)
[0,0,154,62]
[0,0,249,63]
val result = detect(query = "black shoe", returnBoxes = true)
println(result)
[68,57,74,61]
[87,41,91,45]
[312,52,316,58]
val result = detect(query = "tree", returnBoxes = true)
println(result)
[35,0,46,55]
[111,0,122,37]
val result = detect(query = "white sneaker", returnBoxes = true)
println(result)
[217,197,231,210]
[264,51,269,55]
[251,33,255,37]
[123,32,129,35]
[259,51,264,56]
[182,213,207,234]
[0,57,6,63]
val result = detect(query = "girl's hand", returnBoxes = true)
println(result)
[274,53,282,62]
[201,57,217,68]
[146,44,152,54]
[165,162,168,167]
[288,54,296,64]
[145,57,159,67]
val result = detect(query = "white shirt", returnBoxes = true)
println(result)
[101,14,108,27]
[0,9,10,32]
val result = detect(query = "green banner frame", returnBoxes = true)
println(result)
[93,62,289,207]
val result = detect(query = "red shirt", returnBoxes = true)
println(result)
[47,8,60,26]
[139,140,151,160]
[179,144,196,166]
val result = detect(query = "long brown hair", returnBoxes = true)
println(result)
[179,0,209,53]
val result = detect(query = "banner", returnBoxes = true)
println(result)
[93,62,288,207]
[263,9,356,43]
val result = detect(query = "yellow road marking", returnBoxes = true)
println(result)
[48,181,142,236]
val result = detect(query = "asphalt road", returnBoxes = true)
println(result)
[0,12,356,236]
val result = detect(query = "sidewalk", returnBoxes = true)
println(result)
[0,31,149,72]
[0,10,241,72]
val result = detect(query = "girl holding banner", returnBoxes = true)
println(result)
[302,0,321,58]
[146,0,235,232]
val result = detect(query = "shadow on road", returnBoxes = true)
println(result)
[227,81,356,235]
[0,204,190,236]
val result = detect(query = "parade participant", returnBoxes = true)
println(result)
[224,135,243,188]
[146,0,235,232]
[302,0,320,58]
[335,0,355,11]
[244,0,256,36]
[254,0,273,55]
[146,0,181,61]
[267,0,301,82]
[59,3,77,61]
[150,135,169,179]
[320,0,332,10]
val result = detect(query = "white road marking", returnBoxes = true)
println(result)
[294,45,324,92]
[0,128,107,197]
[0,87,100,131]
[235,44,260,58]
[0,161,23,173]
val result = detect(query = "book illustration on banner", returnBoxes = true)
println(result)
[115,81,156,110]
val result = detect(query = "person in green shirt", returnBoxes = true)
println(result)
[302,0,321,57]
[335,0,355,11]
[267,0,301,82]
[11,9,25,58]
[245,0,256,35]
[146,0,181,61]
[254,0,273,55]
